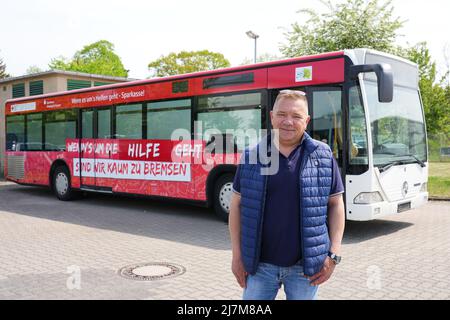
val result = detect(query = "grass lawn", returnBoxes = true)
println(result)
[429,162,450,198]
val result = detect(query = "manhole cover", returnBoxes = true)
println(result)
[118,262,185,281]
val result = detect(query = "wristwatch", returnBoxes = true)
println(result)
[328,251,342,265]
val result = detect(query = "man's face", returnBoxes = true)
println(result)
[270,97,310,146]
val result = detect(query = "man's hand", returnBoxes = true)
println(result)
[229,191,247,288]
[307,257,336,286]
[232,256,248,288]
[307,192,344,287]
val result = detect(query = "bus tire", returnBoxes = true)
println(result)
[53,165,75,201]
[213,173,234,222]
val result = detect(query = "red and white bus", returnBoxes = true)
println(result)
[4,49,428,221]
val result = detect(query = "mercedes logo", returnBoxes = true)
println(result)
[401,181,409,198]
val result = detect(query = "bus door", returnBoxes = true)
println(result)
[80,107,112,188]
[269,87,344,172]
[93,107,112,189]
[80,109,95,187]
[306,86,344,172]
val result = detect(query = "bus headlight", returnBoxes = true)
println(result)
[354,192,383,204]
[420,183,427,192]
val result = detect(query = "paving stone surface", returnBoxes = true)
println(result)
[0,181,448,300]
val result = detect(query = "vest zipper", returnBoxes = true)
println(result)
[254,173,268,269]
[299,154,307,272]
[299,148,315,274]
[253,137,270,270]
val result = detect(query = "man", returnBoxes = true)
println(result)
[229,90,345,300]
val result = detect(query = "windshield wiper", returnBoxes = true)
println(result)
[378,161,404,173]
[379,154,426,173]
[395,154,426,167]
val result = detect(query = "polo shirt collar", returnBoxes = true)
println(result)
[269,132,308,154]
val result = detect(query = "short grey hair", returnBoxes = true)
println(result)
[273,89,308,113]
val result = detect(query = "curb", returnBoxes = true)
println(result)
[429,197,450,202]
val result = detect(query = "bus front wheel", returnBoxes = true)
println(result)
[213,173,234,222]
[53,166,75,201]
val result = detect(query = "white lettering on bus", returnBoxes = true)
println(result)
[67,142,78,152]
[144,162,187,177]
[90,143,118,155]
[120,90,145,100]
[174,144,202,158]
[73,159,190,181]
[105,143,119,155]
[127,143,160,159]
[66,142,118,155]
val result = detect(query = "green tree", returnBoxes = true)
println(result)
[49,40,128,77]
[26,65,44,75]
[148,50,230,77]
[280,0,403,57]
[48,55,69,70]
[0,56,10,79]
[240,53,282,65]
[401,43,450,135]
[280,0,449,138]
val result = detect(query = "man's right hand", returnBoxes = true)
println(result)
[231,256,248,288]
[229,192,247,288]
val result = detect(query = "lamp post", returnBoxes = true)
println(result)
[246,30,259,64]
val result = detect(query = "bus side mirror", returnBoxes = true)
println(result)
[350,63,393,103]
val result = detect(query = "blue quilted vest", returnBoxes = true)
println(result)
[239,132,333,277]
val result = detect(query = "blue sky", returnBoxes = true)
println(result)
[1,0,449,79]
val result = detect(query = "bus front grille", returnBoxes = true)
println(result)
[7,155,25,180]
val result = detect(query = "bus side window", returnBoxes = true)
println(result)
[147,99,191,140]
[196,92,262,152]
[6,115,25,151]
[205,133,239,154]
[82,110,94,139]
[310,89,343,166]
[115,104,143,139]
[97,109,112,139]
[44,110,77,151]
[6,133,18,151]
[349,86,369,165]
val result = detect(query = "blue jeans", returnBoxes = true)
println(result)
[243,261,319,300]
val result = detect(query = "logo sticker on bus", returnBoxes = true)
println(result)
[295,66,313,82]
[11,102,36,113]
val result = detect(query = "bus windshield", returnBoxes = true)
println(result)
[365,81,427,167]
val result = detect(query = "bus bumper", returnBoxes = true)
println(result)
[346,192,429,221]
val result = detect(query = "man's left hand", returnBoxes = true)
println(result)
[307,257,336,286]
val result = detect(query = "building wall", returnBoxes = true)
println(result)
[0,83,8,178]
[1,75,58,177]
[0,73,129,177]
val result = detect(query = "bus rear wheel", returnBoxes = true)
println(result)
[53,166,75,201]
[213,173,234,222]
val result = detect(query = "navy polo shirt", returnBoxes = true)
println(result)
[233,140,344,267]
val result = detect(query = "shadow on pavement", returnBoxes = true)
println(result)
[0,183,415,250]
[343,219,413,244]
[0,183,230,251]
